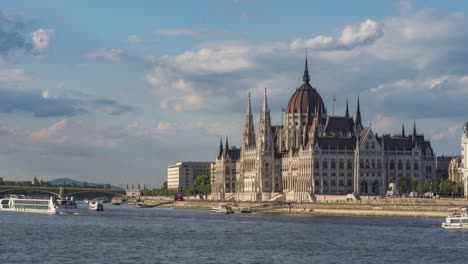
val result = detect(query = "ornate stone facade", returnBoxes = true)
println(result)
[462,122,468,198]
[212,56,435,202]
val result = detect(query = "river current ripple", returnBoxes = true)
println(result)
[0,204,467,264]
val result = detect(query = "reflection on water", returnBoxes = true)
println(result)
[0,203,467,264]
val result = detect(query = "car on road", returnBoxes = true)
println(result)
[174,193,184,201]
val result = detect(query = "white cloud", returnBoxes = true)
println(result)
[30,119,68,144]
[290,19,382,50]
[339,19,383,47]
[85,48,125,62]
[125,35,142,46]
[31,29,54,55]
[0,68,33,82]
[154,29,228,36]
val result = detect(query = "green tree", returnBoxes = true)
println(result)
[192,175,211,199]
[162,181,168,189]
[422,179,432,193]
[433,180,440,193]
[410,178,418,192]
[397,178,410,194]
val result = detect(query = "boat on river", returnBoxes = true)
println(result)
[135,202,154,208]
[0,195,77,214]
[89,200,104,211]
[211,205,234,214]
[54,197,78,214]
[442,207,468,229]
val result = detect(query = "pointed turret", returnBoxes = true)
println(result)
[412,121,417,145]
[303,51,310,85]
[355,96,362,129]
[225,136,229,151]
[218,136,223,158]
[345,98,349,118]
[242,92,256,148]
[402,123,406,137]
[258,87,272,152]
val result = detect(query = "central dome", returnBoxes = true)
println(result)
[286,57,326,115]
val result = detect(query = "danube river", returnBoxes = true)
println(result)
[0,203,467,264]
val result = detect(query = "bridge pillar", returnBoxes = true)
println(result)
[59,186,64,197]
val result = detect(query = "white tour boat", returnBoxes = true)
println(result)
[88,200,104,211]
[54,197,78,214]
[442,207,468,229]
[211,205,234,214]
[0,195,56,214]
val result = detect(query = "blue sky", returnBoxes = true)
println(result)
[0,0,467,186]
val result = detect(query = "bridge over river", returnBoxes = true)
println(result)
[0,185,128,197]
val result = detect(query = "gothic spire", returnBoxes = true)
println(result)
[345,98,349,117]
[218,136,223,157]
[243,93,256,148]
[303,50,310,85]
[412,121,417,137]
[402,123,406,137]
[225,136,229,151]
[355,96,362,128]
[247,92,252,116]
[262,86,269,113]
[258,87,272,151]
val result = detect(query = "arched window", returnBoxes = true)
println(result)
[398,160,403,170]
[390,160,395,170]
[406,160,410,170]
[377,160,382,169]
[331,160,336,169]
[339,160,344,170]
[347,160,353,169]
[371,142,375,150]
[360,159,364,169]
[314,159,319,169]
[371,160,376,169]
[365,143,369,150]
[414,161,419,170]
[365,159,370,169]
[323,160,328,169]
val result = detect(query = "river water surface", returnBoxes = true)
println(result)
[0,203,467,264]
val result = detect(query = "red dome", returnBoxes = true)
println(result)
[286,83,326,114]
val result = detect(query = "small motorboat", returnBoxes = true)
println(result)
[135,202,154,208]
[88,200,104,211]
[211,205,234,214]
[442,207,468,229]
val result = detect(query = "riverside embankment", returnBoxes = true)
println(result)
[130,196,468,218]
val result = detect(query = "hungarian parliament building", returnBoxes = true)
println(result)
[212,57,435,202]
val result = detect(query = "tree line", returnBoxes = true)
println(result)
[142,175,211,199]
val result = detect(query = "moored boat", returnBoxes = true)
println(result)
[135,202,154,208]
[442,207,468,229]
[111,197,122,205]
[211,205,234,214]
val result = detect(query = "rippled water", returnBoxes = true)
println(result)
[0,203,467,264]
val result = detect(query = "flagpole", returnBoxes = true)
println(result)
[332,96,336,116]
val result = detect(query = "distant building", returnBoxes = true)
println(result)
[448,156,463,184]
[436,156,454,181]
[462,122,468,199]
[167,162,214,190]
[212,56,436,202]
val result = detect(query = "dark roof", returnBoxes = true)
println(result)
[382,135,434,155]
[225,148,241,160]
[316,137,356,150]
[324,116,355,134]
[286,86,326,115]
